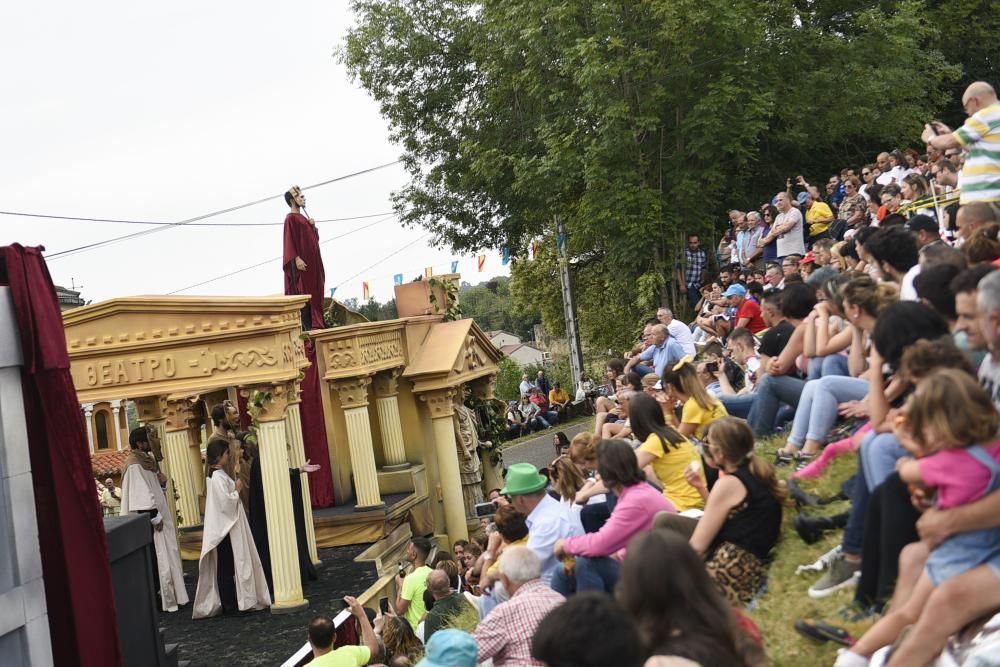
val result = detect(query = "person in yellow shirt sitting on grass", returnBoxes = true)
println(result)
[548,382,571,422]
[660,357,728,441]
[628,392,706,512]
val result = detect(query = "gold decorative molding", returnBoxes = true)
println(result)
[312,320,408,381]
[420,388,456,418]
[372,369,401,398]
[64,295,312,403]
[332,376,373,409]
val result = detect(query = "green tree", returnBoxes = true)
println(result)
[459,276,541,340]
[342,0,960,353]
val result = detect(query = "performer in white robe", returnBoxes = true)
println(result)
[192,439,271,619]
[120,427,189,613]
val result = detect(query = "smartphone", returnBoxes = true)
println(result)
[474,502,496,518]
[379,596,390,614]
[704,361,719,374]
[398,561,407,576]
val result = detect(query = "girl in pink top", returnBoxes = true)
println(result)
[840,369,1000,666]
[552,439,675,594]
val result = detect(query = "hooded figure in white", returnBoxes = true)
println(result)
[120,426,189,612]
[192,438,270,619]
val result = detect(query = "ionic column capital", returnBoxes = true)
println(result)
[469,375,497,401]
[420,388,456,418]
[134,395,169,422]
[332,376,372,409]
[242,382,292,423]
[164,397,198,432]
[372,369,402,398]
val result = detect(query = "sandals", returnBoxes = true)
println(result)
[794,618,855,646]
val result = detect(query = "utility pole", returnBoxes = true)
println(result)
[555,216,585,389]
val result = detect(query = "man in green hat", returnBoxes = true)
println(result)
[500,463,580,586]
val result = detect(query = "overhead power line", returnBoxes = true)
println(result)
[45,159,402,261]
[334,233,434,288]
[166,214,398,295]
[0,210,395,227]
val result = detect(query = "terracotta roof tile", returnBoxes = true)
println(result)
[91,450,129,477]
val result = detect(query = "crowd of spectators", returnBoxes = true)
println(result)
[301,81,1000,667]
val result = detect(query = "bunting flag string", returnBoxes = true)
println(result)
[450,260,459,273]
[329,287,337,298]
[350,250,515,300]
[424,266,434,279]
[393,273,404,285]
[478,255,486,272]
[362,281,370,301]
[502,248,511,265]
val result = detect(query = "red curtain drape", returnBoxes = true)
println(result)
[1,244,123,667]
[301,340,334,508]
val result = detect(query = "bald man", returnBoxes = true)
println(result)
[956,202,1000,242]
[922,81,1000,207]
[422,568,474,642]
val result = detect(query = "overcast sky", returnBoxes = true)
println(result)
[0,1,509,304]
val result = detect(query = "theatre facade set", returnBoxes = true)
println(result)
[65,277,503,613]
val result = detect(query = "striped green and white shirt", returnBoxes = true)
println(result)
[955,101,1000,204]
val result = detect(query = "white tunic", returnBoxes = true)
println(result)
[120,463,189,612]
[192,469,271,619]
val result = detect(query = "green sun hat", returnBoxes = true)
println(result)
[500,462,548,496]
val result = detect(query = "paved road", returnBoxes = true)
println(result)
[501,420,592,470]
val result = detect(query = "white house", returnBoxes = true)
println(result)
[500,343,547,367]
[487,330,522,349]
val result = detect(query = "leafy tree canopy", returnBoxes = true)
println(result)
[342,0,983,352]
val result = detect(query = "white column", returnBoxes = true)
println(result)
[82,403,95,454]
[333,376,384,511]
[252,383,308,614]
[373,370,410,470]
[421,389,469,543]
[110,399,123,451]
[286,401,320,565]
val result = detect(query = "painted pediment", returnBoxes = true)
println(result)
[403,319,502,392]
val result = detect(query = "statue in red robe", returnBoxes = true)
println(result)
[282,186,326,330]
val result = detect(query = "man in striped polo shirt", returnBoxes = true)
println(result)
[923,81,1000,212]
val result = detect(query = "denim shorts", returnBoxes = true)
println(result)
[926,527,1000,586]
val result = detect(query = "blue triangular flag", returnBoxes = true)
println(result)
[393,273,404,285]
[558,233,567,254]
[502,248,511,265]
[451,260,459,273]
[329,287,337,297]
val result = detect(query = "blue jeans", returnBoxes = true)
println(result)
[807,354,850,380]
[550,556,622,595]
[786,376,869,449]
[719,393,755,419]
[686,285,701,309]
[747,374,806,437]
[842,432,908,555]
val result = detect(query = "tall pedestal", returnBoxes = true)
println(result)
[422,389,468,543]
[333,377,384,511]
[285,401,320,565]
[373,370,410,470]
[252,383,309,614]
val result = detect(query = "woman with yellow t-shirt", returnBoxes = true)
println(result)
[661,356,728,440]
[629,392,705,512]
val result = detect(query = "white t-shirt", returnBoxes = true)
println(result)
[775,208,806,257]
[666,319,697,356]
[979,355,1000,410]
[900,264,921,301]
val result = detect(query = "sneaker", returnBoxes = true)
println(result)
[775,450,794,467]
[808,555,861,599]
[795,453,816,470]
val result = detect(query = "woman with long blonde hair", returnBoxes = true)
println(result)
[661,356,727,440]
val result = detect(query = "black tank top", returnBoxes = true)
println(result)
[712,464,783,560]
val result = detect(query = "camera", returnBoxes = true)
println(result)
[705,361,719,374]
